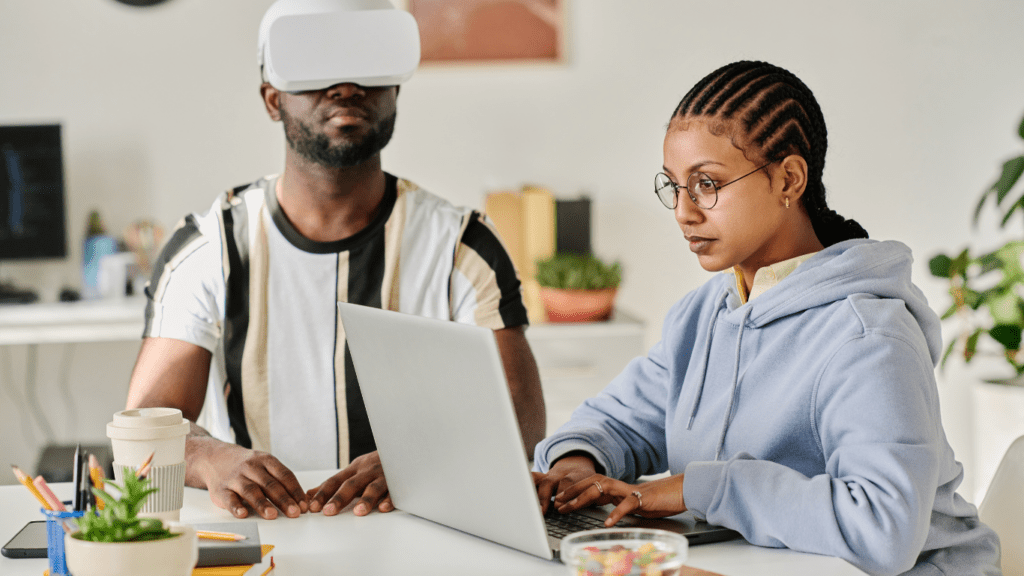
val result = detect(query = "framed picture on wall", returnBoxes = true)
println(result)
[400,0,567,65]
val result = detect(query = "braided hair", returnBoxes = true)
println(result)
[671,61,867,247]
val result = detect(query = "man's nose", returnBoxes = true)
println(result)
[325,82,365,99]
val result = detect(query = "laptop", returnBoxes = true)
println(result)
[337,302,740,560]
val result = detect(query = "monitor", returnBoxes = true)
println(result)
[0,124,68,260]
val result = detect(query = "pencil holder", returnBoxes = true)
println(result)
[42,508,84,576]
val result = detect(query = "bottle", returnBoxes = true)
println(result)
[81,210,118,299]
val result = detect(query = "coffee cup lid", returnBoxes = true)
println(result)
[107,419,190,441]
[111,408,183,429]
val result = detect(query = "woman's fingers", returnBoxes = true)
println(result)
[555,474,618,503]
[555,475,623,512]
[605,491,642,526]
[536,474,562,515]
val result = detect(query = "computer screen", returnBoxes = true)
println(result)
[0,124,68,260]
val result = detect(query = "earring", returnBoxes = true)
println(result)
[785,198,790,208]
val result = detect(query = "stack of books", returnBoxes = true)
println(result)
[484,186,556,323]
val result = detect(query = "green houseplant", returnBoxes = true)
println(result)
[64,468,197,576]
[929,111,1024,503]
[929,112,1024,382]
[75,467,174,543]
[535,253,622,322]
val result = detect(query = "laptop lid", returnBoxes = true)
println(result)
[337,303,740,560]
[337,302,554,559]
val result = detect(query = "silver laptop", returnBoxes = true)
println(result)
[337,302,739,560]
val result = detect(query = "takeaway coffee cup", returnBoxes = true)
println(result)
[107,408,190,522]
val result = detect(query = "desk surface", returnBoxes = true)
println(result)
[0,296,147,345]
[1,470,867,576]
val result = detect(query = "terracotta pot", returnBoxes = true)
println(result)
[538,287,617,322]
[64,523,197,576]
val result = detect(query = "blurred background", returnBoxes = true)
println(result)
[2,0,1023,503]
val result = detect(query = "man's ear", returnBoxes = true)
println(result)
[777,154,808,202]
[261,82,282,122]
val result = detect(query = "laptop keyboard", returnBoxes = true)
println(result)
[544,509,620,538]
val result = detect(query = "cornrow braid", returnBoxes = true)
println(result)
[671,61,867,247]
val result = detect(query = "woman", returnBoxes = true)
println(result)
[533,61,1002,576]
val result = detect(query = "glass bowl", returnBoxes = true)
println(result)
[560,528,689,576]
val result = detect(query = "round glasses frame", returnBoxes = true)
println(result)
[654,161,775,210]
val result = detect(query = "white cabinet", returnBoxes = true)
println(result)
[524,310,646,435]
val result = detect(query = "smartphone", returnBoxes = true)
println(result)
[1,520,48,559]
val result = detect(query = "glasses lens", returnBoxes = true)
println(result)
[654,173,677,208]
[687,172,717,209]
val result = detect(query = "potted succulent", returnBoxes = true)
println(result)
[535,253,622,322]
[64,467,197,576]
[929,110,1024,497]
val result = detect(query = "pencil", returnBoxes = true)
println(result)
[196,530,248,541]
[259,556,275,576]
[33,475,66,512]
[136,451,155,479]
[88,454,105,511]
[11,465,51,510]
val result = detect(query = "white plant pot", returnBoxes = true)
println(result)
[64,522,197,576]
[971,380,1024,503]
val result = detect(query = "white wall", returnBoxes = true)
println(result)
[2,0,1024,497]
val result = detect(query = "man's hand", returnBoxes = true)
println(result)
[127,338,307,520]
[532,453,599,515]
[189,434,308,520]
[305,451,393,517]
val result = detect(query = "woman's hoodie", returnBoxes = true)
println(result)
[534,239,1002,576]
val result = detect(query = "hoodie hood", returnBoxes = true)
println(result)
[685,239,943,460]
[723,239,942,365]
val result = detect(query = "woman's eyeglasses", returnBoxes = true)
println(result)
[654,161,774,210]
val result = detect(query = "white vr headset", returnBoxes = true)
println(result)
[257,0,421,92]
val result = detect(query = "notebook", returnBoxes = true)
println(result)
[336,302,739,560]
[193,522,262,567]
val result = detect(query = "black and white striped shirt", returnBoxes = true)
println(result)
[144,173,527,470]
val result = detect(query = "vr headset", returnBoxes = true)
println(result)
[257,0,421,92]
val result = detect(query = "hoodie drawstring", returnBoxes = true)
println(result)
[687,291,730,430]
[715,306,752,461]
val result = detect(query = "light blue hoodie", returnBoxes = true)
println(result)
[534,239,1002,576]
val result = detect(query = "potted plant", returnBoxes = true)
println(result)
[64,467,198,576]
[929,110,1024,499]
[535,253,622,322]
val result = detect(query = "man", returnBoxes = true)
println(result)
[125,0,545,521]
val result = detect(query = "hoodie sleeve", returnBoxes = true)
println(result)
[683,328,944,576]
[532,295,701,480]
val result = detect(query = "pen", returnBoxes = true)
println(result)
[78,451,92,511]
[88,454,105,511]
[196,530,248,541]
[11,465,51,510]
[33,475,66,512]
[71,443,82,511]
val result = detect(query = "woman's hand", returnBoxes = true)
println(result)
[532,453,598,515]
[554,473,687,527]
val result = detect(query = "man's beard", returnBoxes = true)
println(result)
[280,108,396,168]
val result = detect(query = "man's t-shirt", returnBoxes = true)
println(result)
[143,173,527,470]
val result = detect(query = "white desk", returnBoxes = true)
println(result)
[1,470,868,576]
[0,297,147,449]
[0,297,147,346]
